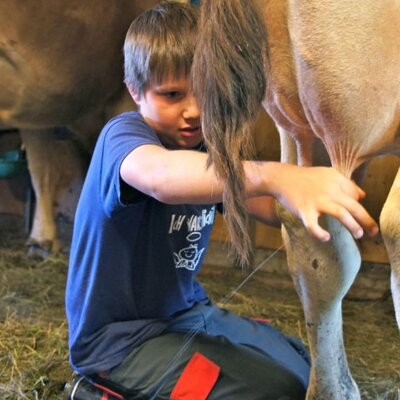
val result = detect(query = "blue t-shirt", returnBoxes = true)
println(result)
[66,112,216,374]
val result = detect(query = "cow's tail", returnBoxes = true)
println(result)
[192,0,268,266]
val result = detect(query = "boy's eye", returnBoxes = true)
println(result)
[156,89,185,100]
[164,91,182,99]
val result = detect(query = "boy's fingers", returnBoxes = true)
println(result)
[302,200,379,242]
[320,201,369,239]
[318,205,364,239]
[337,197,379,237]
[308,225,331,242]
[334,208,364,239]
[304,211,362,241]
[302,211,331,242]
[347,179,366,198]
[341,179,365,200]
[335,179,378,236]
[349,185,366,200]
[355,186,366,199]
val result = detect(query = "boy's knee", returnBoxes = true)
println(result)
[255,366,306,400]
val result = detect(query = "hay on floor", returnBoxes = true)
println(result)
[0,214,399,399]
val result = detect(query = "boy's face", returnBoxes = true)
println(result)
[130,75,202,149]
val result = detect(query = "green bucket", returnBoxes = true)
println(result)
[0,149,28,179]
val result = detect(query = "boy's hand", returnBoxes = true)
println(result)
[272,165,379,242]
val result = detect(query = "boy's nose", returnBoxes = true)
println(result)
[183,94,200,120]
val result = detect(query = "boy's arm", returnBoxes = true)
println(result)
[246,196,280,227]
[120,144,378,241]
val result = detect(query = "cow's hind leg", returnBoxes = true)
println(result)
[380,166,400,329]
[20,129,60,257]
[20,128,86,258]
[277,129,360,400]
[280,216,361,400]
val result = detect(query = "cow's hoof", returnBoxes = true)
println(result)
[26,239,59,259]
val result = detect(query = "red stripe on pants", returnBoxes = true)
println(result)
[170,352,220,400]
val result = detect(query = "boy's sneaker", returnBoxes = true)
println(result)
[64,374,123,399]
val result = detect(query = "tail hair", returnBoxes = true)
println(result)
[192,0,268,266]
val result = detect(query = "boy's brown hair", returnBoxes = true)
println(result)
[124,1,198,95]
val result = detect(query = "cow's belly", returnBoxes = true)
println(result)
[288,0,400,174]
[0,51,121,128]
[0,51,22,122]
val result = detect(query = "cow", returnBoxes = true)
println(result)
[2,1,399,396]
[192,0,400,399]
[0,0,159,256]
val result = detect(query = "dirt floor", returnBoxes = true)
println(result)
[0,214,399,399]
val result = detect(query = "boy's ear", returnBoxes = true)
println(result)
[126,83,141,104]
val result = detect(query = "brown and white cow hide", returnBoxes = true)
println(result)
[0,0,158,256]
[193,0,400,399]
[261,0,400,398]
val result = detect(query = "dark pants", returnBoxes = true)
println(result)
[96,302,311,399]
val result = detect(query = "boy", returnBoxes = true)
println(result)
[65,2,378,399]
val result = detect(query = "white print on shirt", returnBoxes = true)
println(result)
[173,243,205,271]
[187,231,201,242]
[168,207,215,234]
[168,214,186,233]
[170,206,215,271]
